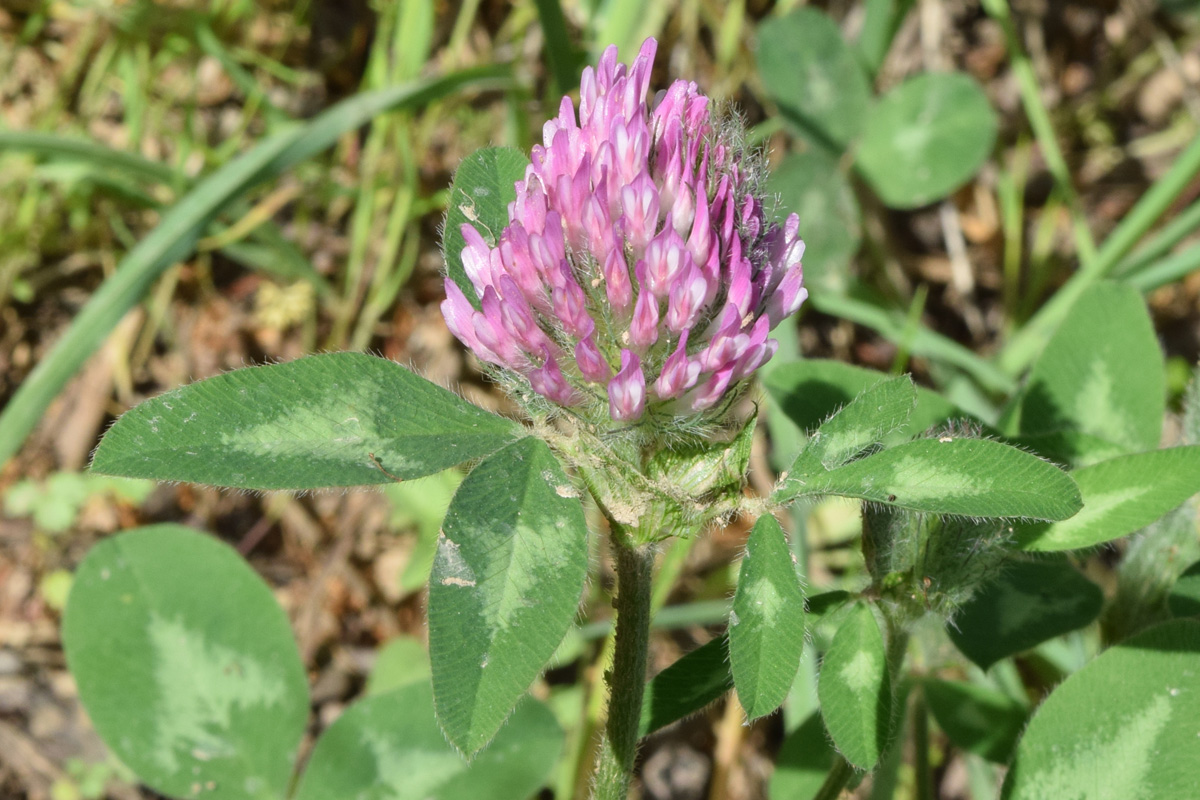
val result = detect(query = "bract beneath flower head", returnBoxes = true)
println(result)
[442,37,806,427]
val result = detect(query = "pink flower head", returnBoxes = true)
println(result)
[442,38,805,423]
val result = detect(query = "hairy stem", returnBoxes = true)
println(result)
[812,755,854,800]
[590,538,655,800]
[884,612,911,682]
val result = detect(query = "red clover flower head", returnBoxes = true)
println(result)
[442,38,806,427]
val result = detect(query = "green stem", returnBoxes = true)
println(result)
[591,539,655,800]
[883,611,911,681]
[812,755,855,800]
[913,692,933,800]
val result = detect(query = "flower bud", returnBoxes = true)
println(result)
[608,350,646,421]
[442,38,806,428]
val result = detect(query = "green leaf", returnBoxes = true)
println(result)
[947,560,1103,670]
[639,635,733,737]
[856,72,998,208]
[293,682,562,800]
[1016,447,1200,551]
[777,437,1082,521]
[429,437,588,755]
[923,679,1027,763]
[384,469,464,593]
[817,603,893,770]
[364,637,431,697]
[763,360,962,443]
[808,590,854,622]
[1168,560,1200,618]
[91,353,517,490]
[443,147,530,307]
[1002,620,1200,800]
[730,515,807,720]
[1183,366,1200,445]
[0,66,512,469]
[62,525,309,800]
[791,376,917,476]
[1016,283,1164,456]
[767,149,862,293]
[1005,430,1129,469]
[756,8,871,152]
[854,0,913,76]
[769,711,838,800]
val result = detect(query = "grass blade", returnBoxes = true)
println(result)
[0,65,513,468]
[1126,243,1200,293]
[998,132,1200,377]
[0,129,299,469]
[1091,133,1200,279]
[0,130,179,185]
[979,0,1096,268]
[808,290,1016,394]
[1112,200,1200,278]
[533,0,578,95]
[2,132,332,294]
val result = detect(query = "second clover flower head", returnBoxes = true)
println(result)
[442,38,806,426]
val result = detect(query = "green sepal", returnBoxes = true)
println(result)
[645,414,755,498]
[562,416,756,544]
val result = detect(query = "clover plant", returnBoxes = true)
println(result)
[756,5,998,296]
[55,34,1200,800]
